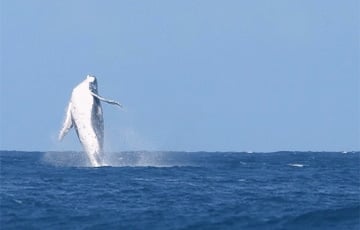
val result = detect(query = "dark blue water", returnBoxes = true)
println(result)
[1,151,359,229]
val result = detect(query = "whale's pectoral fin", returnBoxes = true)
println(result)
[58,101,73,141]
[91,92,124,109]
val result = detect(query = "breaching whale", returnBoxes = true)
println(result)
[58,75,122,167]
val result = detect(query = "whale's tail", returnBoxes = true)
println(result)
[59,101,73,141]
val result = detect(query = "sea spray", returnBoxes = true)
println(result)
[41,151,193,167]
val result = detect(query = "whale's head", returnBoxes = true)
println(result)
[86,75,98,93]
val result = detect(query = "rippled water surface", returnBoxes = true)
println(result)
[1,151,359,229]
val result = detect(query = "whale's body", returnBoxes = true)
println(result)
[59,75,122,167]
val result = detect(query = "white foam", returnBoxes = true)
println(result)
[12,199,23,204]
[288,163,305,168]
[42,151,189,168]
[42,151,92,167]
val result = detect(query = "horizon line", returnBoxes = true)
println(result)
[0,150,359,154]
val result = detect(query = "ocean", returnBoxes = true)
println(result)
[1,151,359,229]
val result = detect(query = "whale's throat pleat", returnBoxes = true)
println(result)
[91,98,104,153]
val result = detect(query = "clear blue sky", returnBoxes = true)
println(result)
[1,0,359,152]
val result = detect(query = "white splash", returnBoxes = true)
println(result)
[42,151,190,168]
[288,163,305,168]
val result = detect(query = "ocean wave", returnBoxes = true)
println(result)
[281,205,360,230]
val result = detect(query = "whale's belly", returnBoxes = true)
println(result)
[70,89,104,156]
